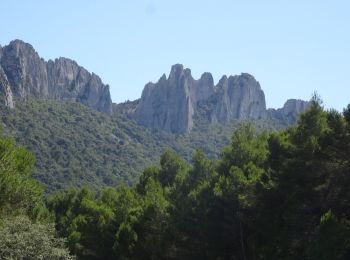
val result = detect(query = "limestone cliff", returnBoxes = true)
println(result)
[0,65,14,108]
[0,40,112,114]
[132,64,309,133]
[209,73,266,123]
[0,41,310,131]
[133,64,215,133]
[267,99,310,124]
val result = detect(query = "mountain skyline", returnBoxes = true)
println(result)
[1,2,350,259]
[0,39,309,135]
[1,39,309,190]
[1,0,349,111]
[0,39,308,110]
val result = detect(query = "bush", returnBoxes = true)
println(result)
[0,216,74,260]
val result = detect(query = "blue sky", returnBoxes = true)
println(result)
[2,0,349,110]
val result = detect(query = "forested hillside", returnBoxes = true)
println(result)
[0,39,311,193]
[0,130,74,258]
[47,100,350,259]
[1,99,349,259]
[0,98,285,191]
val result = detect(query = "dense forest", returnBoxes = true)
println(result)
[0,98,284,191]
[1,99,350,259]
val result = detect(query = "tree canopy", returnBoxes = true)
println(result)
[1,100,350,259]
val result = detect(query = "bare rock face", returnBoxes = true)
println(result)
[133,64,215,133]
[210,73,266,123]
[132,65,310,133]
[0,65,14,108]
[1,40,49,98]
[0,44,14,107]
[267,99,310,124]
[0,40,112,114]
[46,57,113,114]
[133,65,269,133]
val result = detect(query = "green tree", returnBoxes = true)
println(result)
[308,211,350,260]
[47,188,116,259]
[0,132,47,220]
[0,216,74,259]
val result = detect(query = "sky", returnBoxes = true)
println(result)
[1,0,349,110]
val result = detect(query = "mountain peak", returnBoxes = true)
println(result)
[133,64,215,133]
[0,39,113,114]
[267,99,310,124]
[132,65,308,133]
[170,63,184,73]
[240,72,256,79]
[200,72,214,84]
[168,64,193,82]
[5,40,39,59]
[8,39,34,49]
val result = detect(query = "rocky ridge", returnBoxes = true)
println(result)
[267,99,311,125]
[132,64,310,133]
[0,40,112,114]
[0,40,310,134]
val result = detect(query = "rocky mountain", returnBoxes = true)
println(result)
[0,40,313,191]
[132,64,215,133]
[0,40,112,114]
[132,64,310,133]
[0,40,310,135]
[267,99,311,125]
[0,64,15,108]
[203,73,267,123]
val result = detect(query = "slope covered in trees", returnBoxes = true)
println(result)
[0,132,74,259]
[45,100,350,259]
[1,99,349,259]
[0,98,284,191]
